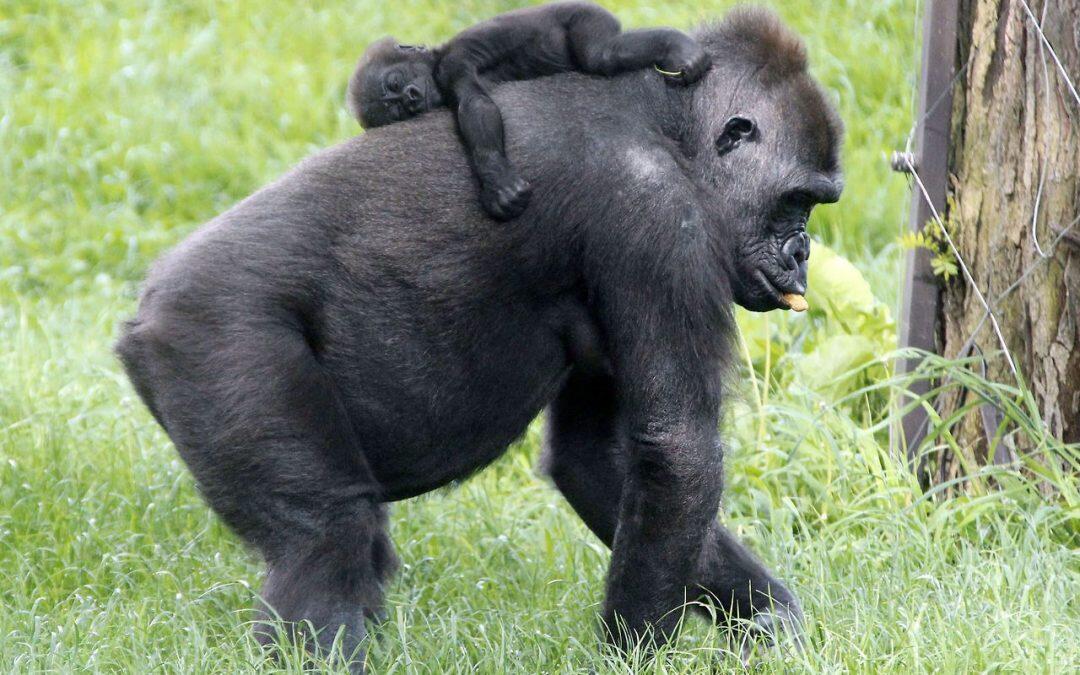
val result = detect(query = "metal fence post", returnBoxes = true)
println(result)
[894,0,960,475]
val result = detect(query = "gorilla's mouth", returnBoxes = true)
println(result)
[754,269,807,311]
[423,85,443,111]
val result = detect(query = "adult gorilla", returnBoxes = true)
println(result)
[116,6,841,666]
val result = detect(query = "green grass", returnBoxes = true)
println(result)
[1,0,1077,672]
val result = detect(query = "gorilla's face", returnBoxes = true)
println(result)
[354,40,443,129]
[690,66,843,313]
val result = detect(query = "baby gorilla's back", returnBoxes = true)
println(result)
[348,1,709,221]
[444,2,584,82]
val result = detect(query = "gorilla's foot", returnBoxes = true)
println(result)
[253,501,396,675]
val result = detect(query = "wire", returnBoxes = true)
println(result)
[902,155,1020,380]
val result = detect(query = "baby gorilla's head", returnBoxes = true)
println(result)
[348,38,443,129]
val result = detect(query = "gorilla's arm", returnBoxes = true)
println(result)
[493,71,812,642]
[543,370,801,641]
[432,68,529,222]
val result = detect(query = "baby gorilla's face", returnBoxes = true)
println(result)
[355,44,442,129]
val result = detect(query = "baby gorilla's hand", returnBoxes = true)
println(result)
[656,38,711,85]
[480,170,532,221]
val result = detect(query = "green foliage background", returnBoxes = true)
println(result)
[1,1,1076,672]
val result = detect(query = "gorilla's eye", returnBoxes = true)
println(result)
[715,116,758,156]
[385,71,405,93]
[786,190,815,209]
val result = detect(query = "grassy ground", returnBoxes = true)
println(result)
[1,0,1077,672]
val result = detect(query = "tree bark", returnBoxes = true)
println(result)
[938,0,1080,479]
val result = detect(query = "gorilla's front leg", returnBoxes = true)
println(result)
[601,416,724,647]
[570,338,727,648]
[544,370,802,648]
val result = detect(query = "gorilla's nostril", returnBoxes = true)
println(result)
[404,84,422,102]
[782,233,810,265]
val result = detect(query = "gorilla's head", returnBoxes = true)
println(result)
[687,9,843,313]
[347,38,443,129]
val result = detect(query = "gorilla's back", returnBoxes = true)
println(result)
[128,106,581,498]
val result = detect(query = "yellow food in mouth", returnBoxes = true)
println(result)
[782,293,808,312]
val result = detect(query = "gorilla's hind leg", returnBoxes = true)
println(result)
[254,501,395,670]
[118,316,395,672]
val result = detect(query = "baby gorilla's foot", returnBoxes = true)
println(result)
[656,40,711,85]
[480,172,532,221]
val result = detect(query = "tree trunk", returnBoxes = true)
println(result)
[938,0,1080,480]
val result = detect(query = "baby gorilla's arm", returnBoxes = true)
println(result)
[562,4,711,82]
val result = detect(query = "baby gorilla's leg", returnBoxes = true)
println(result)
[453,77,532,221]
[648,30,712,84]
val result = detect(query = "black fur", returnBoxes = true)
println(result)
[347,1,710,220]
[116,7,842,671]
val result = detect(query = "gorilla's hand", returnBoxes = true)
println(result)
[657,38,711,85]
[480,168,532,221]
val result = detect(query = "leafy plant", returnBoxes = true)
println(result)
[736,242,896,414]
[897,196,960,280]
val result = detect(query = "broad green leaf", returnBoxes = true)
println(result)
[807,243,879,318]
[797,334,877,393]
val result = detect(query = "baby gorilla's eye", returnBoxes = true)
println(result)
[385,71,405,93]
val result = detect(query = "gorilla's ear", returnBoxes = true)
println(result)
[715,116,758,156]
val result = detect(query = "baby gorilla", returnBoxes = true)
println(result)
[347,1,710,220]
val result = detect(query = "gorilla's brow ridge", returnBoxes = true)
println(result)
[695,7,808,83]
